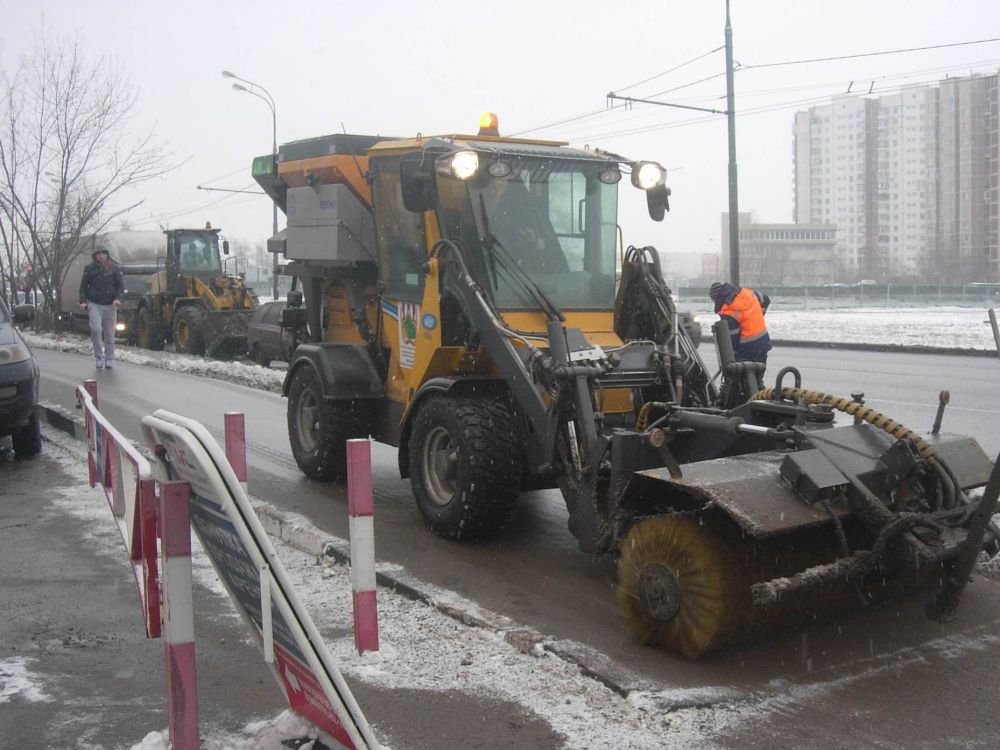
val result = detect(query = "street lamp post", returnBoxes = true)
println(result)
[222,70,280,300]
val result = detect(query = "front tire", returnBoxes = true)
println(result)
[12,412,42,457]
[287,365,369,481]
[137,307,164,351]
[408,395,522,540]
[173,307,206,355]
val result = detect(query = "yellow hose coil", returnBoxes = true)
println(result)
[750,387,937,461]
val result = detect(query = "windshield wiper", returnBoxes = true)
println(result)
[477,194,565,323]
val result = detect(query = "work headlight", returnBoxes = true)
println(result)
[631,161,667,190]
[487,160,512,178]
[437,150,480,180]
[598,166,622,185]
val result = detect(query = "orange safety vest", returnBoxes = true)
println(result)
[719,288,768,344]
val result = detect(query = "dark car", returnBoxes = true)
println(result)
[0,296,41,456]
[246,300,293,367]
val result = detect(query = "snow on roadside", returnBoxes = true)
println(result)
[0,656,52,705]
[22,332,285,393]
[39,428,672,750]
[683,305,998,351]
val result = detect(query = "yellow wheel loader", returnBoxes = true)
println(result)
[253,118,999,658]
[135,226,257,358]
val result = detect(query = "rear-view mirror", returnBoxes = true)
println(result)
[646,186,671,222]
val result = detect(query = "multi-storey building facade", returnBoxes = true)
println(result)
[722,213,838,286]
[793,96,878,279]
[793,72,999,283]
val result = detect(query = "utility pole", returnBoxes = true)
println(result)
[725,0,740,286]
[607,1,741,285]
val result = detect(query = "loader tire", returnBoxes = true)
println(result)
[137,307,164,351]
[287,365,369,481]
[408,395,522,540]
[173,307,206,356]
[617,515,753,659]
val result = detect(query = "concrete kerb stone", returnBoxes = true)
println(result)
[36,401,650,705]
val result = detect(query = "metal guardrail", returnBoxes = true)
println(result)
[76,380,161,638]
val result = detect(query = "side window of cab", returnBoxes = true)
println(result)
[372,156,426,302]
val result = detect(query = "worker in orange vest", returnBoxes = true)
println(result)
[709,281,772,365]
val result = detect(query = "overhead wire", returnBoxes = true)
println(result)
[739,36,1000,71]
[512,45,725,136]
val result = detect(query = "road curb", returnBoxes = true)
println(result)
[694,336,997,357]
[36,401,665,708]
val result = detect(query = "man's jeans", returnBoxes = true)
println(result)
[87,303,117,361]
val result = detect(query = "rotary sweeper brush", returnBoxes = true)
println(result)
[253,123,999,659]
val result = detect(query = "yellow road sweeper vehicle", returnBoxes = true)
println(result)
[252,115,999,658]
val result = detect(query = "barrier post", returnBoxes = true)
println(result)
[989,308,1000,363]
[160,480,199,750]
[347,438,379,655]
[224,412,248,492]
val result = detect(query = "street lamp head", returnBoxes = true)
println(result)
[232,83,248,93]
[221,70,236,79]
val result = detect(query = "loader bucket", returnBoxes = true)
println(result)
[202,309,254,359]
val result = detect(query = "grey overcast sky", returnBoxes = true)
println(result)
[3,0,999,259]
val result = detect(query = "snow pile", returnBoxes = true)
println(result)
[22,332,285,392]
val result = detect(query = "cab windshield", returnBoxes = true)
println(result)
[177,233,221,275]
[438,159,619,311]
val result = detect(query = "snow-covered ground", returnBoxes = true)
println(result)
[683,305,999,352]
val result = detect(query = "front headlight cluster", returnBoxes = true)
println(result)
[115,322,127,332]
[0,343,31,365]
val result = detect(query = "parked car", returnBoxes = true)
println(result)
[246,300,293,367]
[0,296,41,456]
[680,311,702,347]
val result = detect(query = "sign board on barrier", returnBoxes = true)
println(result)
[141,410,378,750]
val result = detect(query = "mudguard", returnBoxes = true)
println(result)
[283,343,384,400]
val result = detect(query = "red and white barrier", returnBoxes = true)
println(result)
[225,412,248,493]
[347,439,379,655]
[160,481,199,750]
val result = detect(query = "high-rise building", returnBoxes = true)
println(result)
[937,74,1000,282]
[793,96,878,279]
[793,72,999,283]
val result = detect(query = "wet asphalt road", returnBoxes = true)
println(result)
[28,343,1000,748]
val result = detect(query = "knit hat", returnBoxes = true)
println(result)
[709,282,724,300]
[92,248,109,260]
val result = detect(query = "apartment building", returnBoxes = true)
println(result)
[793,72,999,283]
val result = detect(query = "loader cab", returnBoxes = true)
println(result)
[165,229,223,288]
[391,136,667,328]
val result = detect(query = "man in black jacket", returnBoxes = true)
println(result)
[79,248,123,369]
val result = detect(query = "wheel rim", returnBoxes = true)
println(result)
[422,425,458,506]
[638,562,682,622]
[295,386,319,452]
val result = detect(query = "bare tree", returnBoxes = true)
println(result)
[0,29,171,326]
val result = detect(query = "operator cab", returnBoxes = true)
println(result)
[165,228,224,286]
[385,128,669,328]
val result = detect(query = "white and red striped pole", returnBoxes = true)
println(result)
[160,480,199,750]
[224,412,248,493]
[347,438,379,655]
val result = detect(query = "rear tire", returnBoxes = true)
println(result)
[173,307,206,355]
[287,365,369,481]
[138,307,164,351]
[12,412,42,457]
[408,395,522,540]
